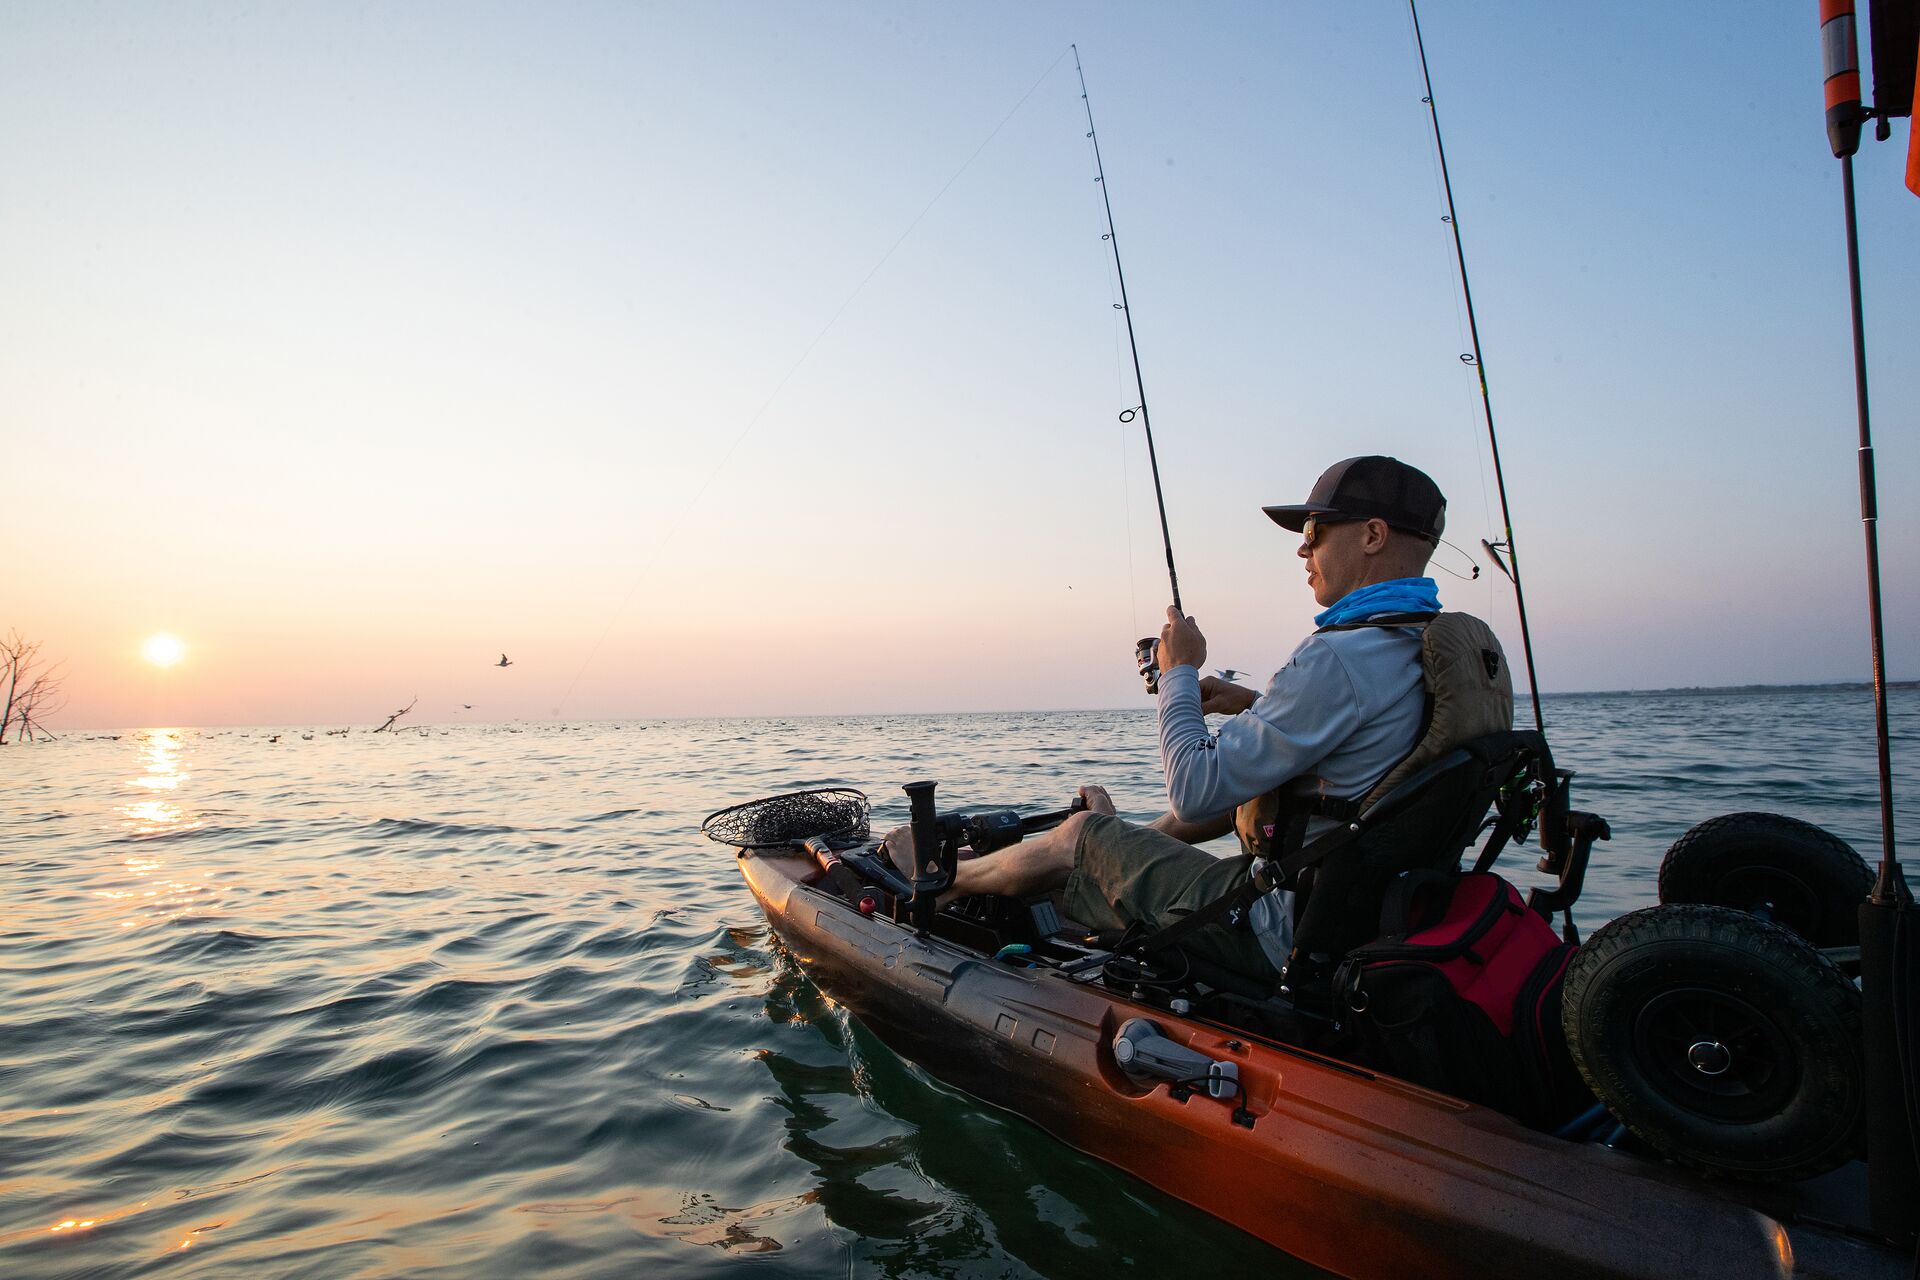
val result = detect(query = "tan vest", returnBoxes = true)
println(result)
[1234,612,1514,859]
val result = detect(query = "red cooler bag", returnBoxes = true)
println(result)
[1332,870,1590,1127]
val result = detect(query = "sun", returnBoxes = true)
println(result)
[141,633,186,668]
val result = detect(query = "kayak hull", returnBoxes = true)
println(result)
[738,847,1902,1280]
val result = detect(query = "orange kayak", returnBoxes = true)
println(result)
[738,846,1902,1280]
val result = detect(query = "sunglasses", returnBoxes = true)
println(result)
[1301,513,1439,548]
[1300,513,1361,547]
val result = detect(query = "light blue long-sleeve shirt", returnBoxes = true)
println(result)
[1155,625,1427,968]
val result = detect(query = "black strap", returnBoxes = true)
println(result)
[1279,817,1365,883]
[1308,794,1366,822]
[1246,789,1361,852]
[1375,868,1454,941]
[1314,611,1438,633]
[1471,824,1513,874]
[1124,858,1280,957]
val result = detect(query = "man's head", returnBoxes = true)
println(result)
[1261,456,1445,607]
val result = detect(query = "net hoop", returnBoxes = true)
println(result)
[700,787,870,849]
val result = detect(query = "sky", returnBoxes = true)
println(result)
[3,1,1917,728]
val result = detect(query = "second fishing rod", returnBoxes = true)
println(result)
[1408,0,1545,734]
[1071,45,1185,694]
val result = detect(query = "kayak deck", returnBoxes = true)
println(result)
[738,846,1903,1280]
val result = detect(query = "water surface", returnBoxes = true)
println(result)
[3,690,1915,1277]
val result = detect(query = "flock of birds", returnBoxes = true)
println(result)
[371,655,519,732]
[443,655,513,717]
[88,654,1256,747]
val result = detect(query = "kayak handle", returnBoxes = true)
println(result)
[803,835,871,905]
[1113,1018,1240,1101]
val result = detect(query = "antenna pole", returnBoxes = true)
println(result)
[1839,152,1902,880]
[1821,1,1913,1245]
[1074,44,1181,614]
[1407,1,1544,733]
[1844,147,1916,1245]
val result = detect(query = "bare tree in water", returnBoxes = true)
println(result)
[1,631,67,743]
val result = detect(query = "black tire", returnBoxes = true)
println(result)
[1562,904,1864,1182]
[1658,812,1870,947]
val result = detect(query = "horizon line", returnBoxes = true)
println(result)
[30,677,1920,735]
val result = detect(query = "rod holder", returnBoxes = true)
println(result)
[902,781,945,929]
[1860,884,1917,1243]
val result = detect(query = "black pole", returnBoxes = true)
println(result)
[1838,155,1901,878]
[1837,149,1917,1245]
[903,780,943,931]
[1407,0,1545,734]
[1073,44,1181,615]
[1817,2,1915,1243]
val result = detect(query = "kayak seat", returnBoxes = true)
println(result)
[1106,730,1557,1009]
[1282,729,1557,992]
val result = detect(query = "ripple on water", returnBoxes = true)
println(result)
[152,929,279,964]
[366,817,520,838]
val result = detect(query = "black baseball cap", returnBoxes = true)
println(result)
[1261,456,1446,542]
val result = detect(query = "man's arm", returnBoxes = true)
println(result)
[1157,640,1365,822]
[1199,675,1258,716]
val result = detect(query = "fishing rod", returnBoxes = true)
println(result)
[1406,1,1545,735]
[1073,45,1183,627]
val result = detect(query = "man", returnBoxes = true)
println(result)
[888,455,1449,982]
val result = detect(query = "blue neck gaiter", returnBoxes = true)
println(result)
[1315,577,1441,628]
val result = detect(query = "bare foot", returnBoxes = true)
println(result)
[879,825,923,879]
[1077,784,1116,816]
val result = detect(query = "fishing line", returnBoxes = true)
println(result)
[1100,196,1143,637]
[1405,8,1502,611]
[553,50,1071,716]
[1406,0,1545,733]
[1406,11,1500,608]
[1429,536,1481,584]
[1074,44,1182,616]
[1079,146,1145,638]
[1118,411,1142,637]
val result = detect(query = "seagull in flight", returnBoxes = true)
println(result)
[1214,668,1253,683]
[496,654,513,668]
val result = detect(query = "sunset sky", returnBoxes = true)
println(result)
[5,2,1916,729]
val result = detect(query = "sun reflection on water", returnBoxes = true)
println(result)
[119,730,199,837]
[103,729,218,928]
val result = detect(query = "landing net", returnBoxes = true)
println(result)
[701,788,870,849]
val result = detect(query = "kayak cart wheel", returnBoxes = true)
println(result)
[1657,812,1869,947]
[1562,904,1863,1182]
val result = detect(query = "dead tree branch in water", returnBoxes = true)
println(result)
[1,631,66,744]
[373,697,418,733]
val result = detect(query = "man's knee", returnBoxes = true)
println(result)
[1009,823,1081,889]
[1056,808,1094,850]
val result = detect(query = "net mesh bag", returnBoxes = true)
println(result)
[701,788,870,848]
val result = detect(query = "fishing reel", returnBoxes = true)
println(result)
[1136,635,1161,695]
